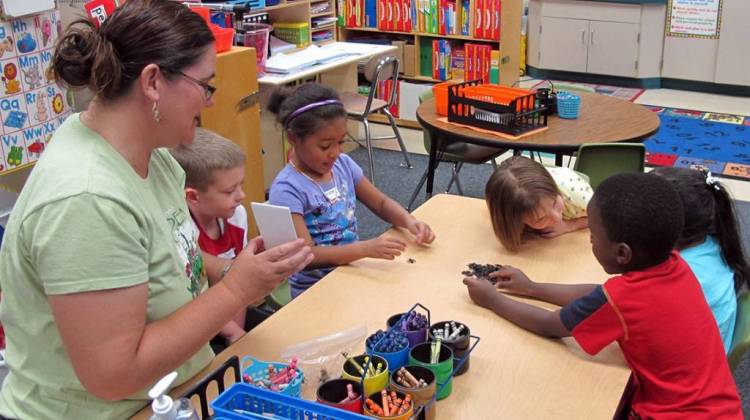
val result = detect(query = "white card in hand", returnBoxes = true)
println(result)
[250,202,298,249]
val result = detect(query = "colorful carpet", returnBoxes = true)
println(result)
[530,80,645,102]
[643,106,750,180]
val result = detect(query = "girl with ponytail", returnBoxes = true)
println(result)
[653,166,750,352]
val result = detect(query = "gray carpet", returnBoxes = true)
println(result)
[348,146,750,415]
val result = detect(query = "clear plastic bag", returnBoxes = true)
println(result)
[279,325,367,400]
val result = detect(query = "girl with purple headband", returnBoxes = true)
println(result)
[267,83,436,298]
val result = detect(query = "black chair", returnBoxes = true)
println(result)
[407,90,507,211]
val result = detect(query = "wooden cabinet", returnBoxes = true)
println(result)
[201,47,264,236]
[529,0,664,79]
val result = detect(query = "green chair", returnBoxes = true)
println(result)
[407,90,507,211]
[572,143,645,189]
[728,291,750,371]
[265,279,292,311]
[552,82,596,95]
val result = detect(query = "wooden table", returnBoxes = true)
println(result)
[133,194,630,419]
[416,92,660,196]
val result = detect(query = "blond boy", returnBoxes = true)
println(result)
[170,128,250,345]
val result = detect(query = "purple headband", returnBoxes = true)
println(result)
[283,100,343,130]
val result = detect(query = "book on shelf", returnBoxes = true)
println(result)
[473,0,500,40]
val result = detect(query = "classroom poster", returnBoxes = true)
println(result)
[666,0,723,39]
[0,10,72,174]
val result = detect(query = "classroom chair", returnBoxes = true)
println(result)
[552,82,596,95]
[265,279,292,311]
[341,54,412,186]
[407,90,507,211]
[572,143,645,189]
[728,291,750,371]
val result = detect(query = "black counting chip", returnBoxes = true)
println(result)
[462,262,503,284]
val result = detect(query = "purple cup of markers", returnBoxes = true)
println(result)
[387,312,429,349]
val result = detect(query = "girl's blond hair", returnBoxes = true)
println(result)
[485,156,559,251]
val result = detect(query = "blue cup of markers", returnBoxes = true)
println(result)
[366,330,410,371]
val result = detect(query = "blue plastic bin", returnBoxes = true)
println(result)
[212,383,369,419]
[556,91,581,119]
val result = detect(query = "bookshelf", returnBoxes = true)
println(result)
[243,0,338,46]
[336,0,521,124]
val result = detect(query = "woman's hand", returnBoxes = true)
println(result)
[362,236,407,260]
[490,265,537,297]
[406,218,435,245]
[227,238,313,303]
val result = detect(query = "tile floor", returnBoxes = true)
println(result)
[365,80,750,201]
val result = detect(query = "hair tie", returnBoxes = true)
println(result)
[702,168,721,192]
[283,99,343,130]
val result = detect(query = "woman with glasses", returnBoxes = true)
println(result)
[0,1,312,418]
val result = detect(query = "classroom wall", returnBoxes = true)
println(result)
[57,0,93,111]
[662,0,750,85]
[713,0,750,86]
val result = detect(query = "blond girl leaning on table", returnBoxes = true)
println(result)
[485,156,592,251]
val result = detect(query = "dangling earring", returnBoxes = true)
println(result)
[152,101,161,123]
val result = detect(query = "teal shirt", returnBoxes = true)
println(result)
[680,235,737,352]
[0,114,213,419]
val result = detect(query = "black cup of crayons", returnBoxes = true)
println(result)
[428,321,471,376]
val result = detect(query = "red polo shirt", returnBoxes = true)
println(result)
[560,252,742,419]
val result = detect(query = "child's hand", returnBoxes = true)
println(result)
[406,219,435,245]
[538,218,588,238]
[225,328,246,344]
[222,322,246,345]
[463,276,499,309]
[490,266,536,297]
[363,236,406,260]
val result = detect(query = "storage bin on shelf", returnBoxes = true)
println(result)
[272,22,310,47]
[447,80,549,136]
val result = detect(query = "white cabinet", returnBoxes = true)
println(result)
[538,17,639,77]
[587,20,639,77]
[528,0,665,79]
[538,17,588,73]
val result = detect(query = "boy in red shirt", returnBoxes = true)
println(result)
[464,172,742,419]
[171,128,259,348]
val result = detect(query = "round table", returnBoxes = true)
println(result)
[416,92,660,195]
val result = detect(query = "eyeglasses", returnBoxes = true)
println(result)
[164,68,216,100]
